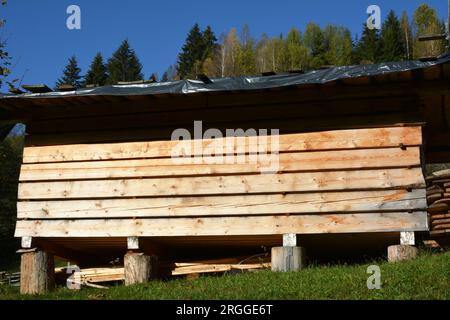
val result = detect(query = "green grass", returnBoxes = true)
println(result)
[1,251,449,300]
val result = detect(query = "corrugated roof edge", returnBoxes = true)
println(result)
[2,53,449,99]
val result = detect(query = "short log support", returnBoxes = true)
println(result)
[19,249,55,295]
[271,234,306,272]
[124,237,158,285]
[387,232,418,262]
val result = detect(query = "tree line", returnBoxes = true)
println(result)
[56,3,448,88]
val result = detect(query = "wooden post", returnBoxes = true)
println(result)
[388,231,418,262]
[124,252,157,286]
[20,250,55,295]
[271,234,306,272]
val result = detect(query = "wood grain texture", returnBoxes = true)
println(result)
[22,126,422,163]
[124,253,156,285]
[19,148,421,181]
[20,251,54,294]
[18,168,425,200]
[14,212,429,237]
[17,189,427,219]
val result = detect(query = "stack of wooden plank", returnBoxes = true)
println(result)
[16,126,428,243]
[426,169,450,238]
[164,256,271,276]
[55,256,270,289]
[0,271,21,286]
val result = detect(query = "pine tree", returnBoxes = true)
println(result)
[56,56,82,89]
[202,25,218,61]
[84,52,108,86]
[177,24,218,79]
[177,24,205,79]
[355,24,381,64]
[380,10,405,62]
[107,39,144,84]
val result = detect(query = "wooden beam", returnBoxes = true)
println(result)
[14,212,429,238]
[21,126,422,163]
[18,168,426,200]
[17,189,426,219]
[19,147,422,181]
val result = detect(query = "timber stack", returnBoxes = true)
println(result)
[426,170,450,241]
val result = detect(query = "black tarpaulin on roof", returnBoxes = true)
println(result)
[1,53,450,99]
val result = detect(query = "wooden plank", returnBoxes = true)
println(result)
[17,190,427,219]
[433,223,450,230]
[428,202,449,213]
[61,262,270,280]
[19,148,422,181]
[18,168,425,200]
[24,116,423,146]
[430,213,450,220]
[14,212,429,237]
[71,267,125,283]
[22,126,423,163]
[171,263,271,275]
[430,229,450,236]
[427,193,442,204]
[431,219,450,226]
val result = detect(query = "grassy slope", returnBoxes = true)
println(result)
[1,251,449,300]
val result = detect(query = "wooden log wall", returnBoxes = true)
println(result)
[15,126,428,239]
[426,171,450,238]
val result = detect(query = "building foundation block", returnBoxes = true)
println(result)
[124,252,158,285]
[271,246,306,272]
[20,250,55,295]
[387,245,418,262]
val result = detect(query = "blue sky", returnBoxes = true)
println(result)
[1,0,448,88]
